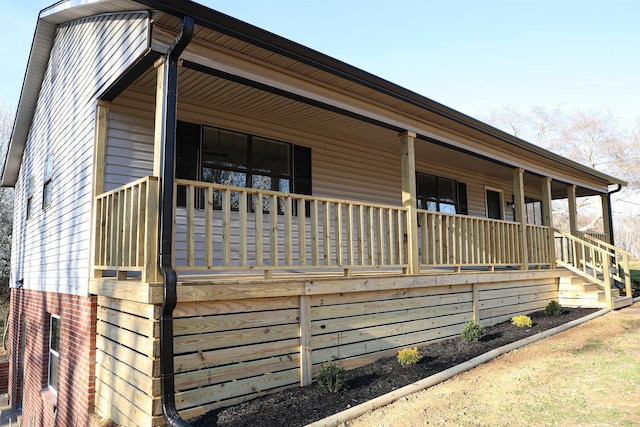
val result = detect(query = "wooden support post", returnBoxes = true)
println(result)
[153,58,166,177]
[603,254,613,309]
[399,131,419,275]
[513,168,528,270]
[299,295,312,386]
[90,100,110,279]
[623,252,633,299]
[472,283,480,321]
[541,177,556,268]
[600,193,612,243]
[567,185,578,236]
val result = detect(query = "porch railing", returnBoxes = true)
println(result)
[416,210,527,269]
[526,224,552,266]
[93,176,159,282]
[174,179,409,277]
[554,229,632,307]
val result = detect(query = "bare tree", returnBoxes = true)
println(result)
[484,105,640,254]
[0,99,15,302]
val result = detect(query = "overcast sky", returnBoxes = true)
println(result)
[1,0,638,125]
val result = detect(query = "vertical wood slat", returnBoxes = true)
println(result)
[222,189,231,266]
[205,187,214,267]
[186,185,195,267]
[129,185,139,267]
[377,208,384,265]
[239,191,248,267]
[255,193,263,267]
[367,207,375,265]
[357,205,365,265]
[284,196,293,266]
[323,202,331,266]
[270,195,279,268]
[345,204,354,266]
[388,208,396,265]
[143,178,159,283]
[335,202,343,265]
[298,199,307,266]
[122,187,132,267]
[310,200,319,265]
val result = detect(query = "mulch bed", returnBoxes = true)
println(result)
[191,308,598,427]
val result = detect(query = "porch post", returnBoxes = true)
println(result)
[153,57,167,176]
[541,177,556,268]
[399,131,419,275]
[600,193,612,243]
[567,185,578,235]
[90,100,110,279]
[513,168,528,270]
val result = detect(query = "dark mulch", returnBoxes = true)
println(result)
[191,308,598,427]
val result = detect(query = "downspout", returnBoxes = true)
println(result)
[607,184,622,246]
[157,15,194,427]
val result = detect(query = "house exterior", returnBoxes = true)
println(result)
[1,1,632,426]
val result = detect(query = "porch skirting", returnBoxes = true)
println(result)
[94,269,562,426]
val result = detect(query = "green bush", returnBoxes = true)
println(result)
[315,361,349,393]
[544,300,563,316]
[461,320,485,343]
[397,347,422,367]
[511,315,532,328]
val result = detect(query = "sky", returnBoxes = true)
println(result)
[1,0,639,126]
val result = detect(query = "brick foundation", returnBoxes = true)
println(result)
[8,288,97,427]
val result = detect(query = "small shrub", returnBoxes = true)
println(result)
[461,320,485,343]
[511,315,532,328]
[315,361,348,393]
[397,347,422,367]
[544,300,563,316]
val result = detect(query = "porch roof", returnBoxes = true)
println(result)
[2,0,627,197]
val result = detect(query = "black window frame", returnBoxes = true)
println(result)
[176,121,311,213]
[48,314,60,394]
[416,172,467,215]
[42,155,54,209]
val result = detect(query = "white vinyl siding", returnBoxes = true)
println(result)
[11,13,150,295]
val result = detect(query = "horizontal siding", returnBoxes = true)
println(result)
[12,13,150,295]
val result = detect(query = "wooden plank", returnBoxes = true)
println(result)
[284,196,293,265]
[310,200,319,265]
[345,203,354,267]
[310,284,471,307]
[175,369,299,411]
[97,320,159,357]
[96,335,159,377]
[323,201,331,266]
[312,293,472,321]
[174,339,299,373]
[312,323,464,363]
[299,295,312,386]
[357,205,365,265]
[239,190,248,267]
[173,309,299,336]
[177,282,305,301]
[143,178,159,283]
[175,353,300,391]
[204,187,214,267]
[95,390,162,427]
[173,296,299,317]
[96,348,160,396]
[186,185,195,266]
[89,279,164,304]
[95,379,160,426]
[270,195,279,268]
[98,296,160,318]
[298,198,307,266]
[312,301,473,336]
[97,305,157,337]
[367,206,375,265]
[173,323,300,354]
[222,189,231,266]
[96,363,160,415]
[335,202,344,265]
[311,311,470,350]
[479,290,557,310]
[254,193,263,266]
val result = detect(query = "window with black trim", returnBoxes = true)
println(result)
[416,172,467,215]
[43,155,54,209]
[525,197,543,225]
[48,314,60,393]
[26,176,35,220]
[176,121,312,212]
[485,188,503,220]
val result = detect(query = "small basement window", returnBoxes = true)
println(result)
[48,314,60,393]
[26,176,35,220]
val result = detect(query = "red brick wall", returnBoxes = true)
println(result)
[8,288,97,427]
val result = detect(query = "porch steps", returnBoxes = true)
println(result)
[558,275,622,309]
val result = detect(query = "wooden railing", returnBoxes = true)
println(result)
[584,231,610,243]
[554,229,633,307]
[174,179,409,277]
[416,210,527,269]
[526,224,553,266]
[93,176,159,282]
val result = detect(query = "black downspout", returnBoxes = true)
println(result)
[158,15,194,427]
[607,184,622,247]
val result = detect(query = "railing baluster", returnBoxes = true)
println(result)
[345,203,353,267]
[323,201,331,266]
[239,190,248,267]
[310,200,319,265]
[367,206,375,266]
[298,198,307,266]
[222,189,231,267]
[377,208,384,265]
[388,208,395,265]
[255,193,263,267]
[270,194,279,269]
[357,205,365,265]
[205,187,214,267]
[335,202,343,266]
[186,185,195,267]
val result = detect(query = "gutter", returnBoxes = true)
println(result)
[157,15,194,427]
[606,184,622,246]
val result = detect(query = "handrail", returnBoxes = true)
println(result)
[174,179,409,277]
[554,229,632,307]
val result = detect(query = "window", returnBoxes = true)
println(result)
[48,314,60,393]
[176,121,311,211]
[43,155,54,208]
[416,172,467,215]
[525,198,543,225]
[485,188,504,220]
[26,176,35,220]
